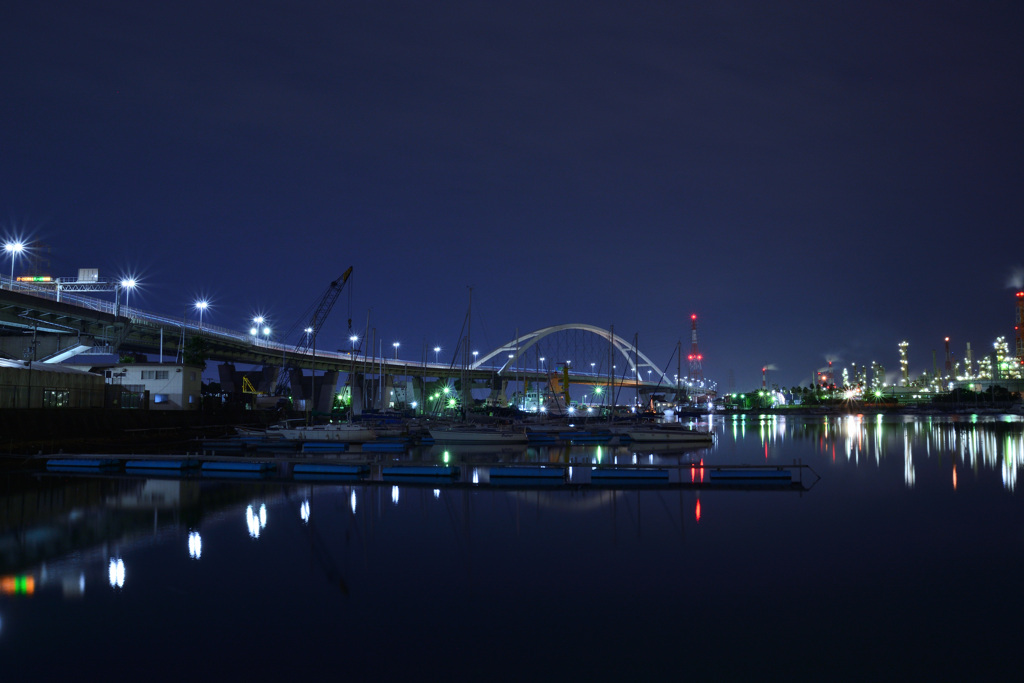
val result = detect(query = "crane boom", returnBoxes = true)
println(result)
[273,266,353,397]
[293,266,353,356]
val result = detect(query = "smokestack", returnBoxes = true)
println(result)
[944,337,951,376]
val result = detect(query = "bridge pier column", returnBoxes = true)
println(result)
[350,373,365,415]
[486,377,508,407]
[314,371,340,414]
[410,376,425,413]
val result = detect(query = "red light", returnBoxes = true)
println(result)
[691,314,697,320]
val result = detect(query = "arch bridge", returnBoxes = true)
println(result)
[473,323,673,387]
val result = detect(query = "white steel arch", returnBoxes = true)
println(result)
[473,323,673,386]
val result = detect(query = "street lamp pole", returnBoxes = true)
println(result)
[120,278,136,309]
[195,300,208,331]
[5,241,24,290]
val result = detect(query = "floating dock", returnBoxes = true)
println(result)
[46,457,122,471]
[36,451,816,492]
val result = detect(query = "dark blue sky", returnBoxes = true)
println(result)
[2,1,1022,389]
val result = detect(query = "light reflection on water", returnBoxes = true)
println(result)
[1,414,1022,680]
[724,413,1024,491]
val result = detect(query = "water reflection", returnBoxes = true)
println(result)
[107,558,124,588]
[2,415,1021,612]
[760,414,1024,491]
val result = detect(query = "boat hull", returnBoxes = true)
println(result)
[278,425,377,442]
[624,429,714,444]
[428,428,529,445]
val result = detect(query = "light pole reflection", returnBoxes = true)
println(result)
[108,558,125,588]
[246,504,267,538]
[188,531,202,559]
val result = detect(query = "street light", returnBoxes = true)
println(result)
[591,362,596,374]
[5,241,24,289]
[434,346,441,364]
[393,342,400,359]
[349,334,358,353]
[120,278,137,309]
[252,316,266,346]
[195,299,209,331]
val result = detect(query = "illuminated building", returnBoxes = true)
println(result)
[899,341,909,386]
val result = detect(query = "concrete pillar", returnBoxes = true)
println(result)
[411,376,425,413]
[315,371,339,414]
[350,373,366,415]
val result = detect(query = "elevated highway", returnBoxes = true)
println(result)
[0,278,688,401]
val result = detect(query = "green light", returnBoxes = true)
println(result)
[448,398,457,407]
[443,451,450,464]
[594,387,602,394]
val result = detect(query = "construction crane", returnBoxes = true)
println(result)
[274,266,354,396]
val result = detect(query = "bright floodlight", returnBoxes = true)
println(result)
[250,327,259,336]
[253,316,264,325]
[121,278,136,289]
[5,241,25,288]
[195,299,208,311]
[262,327,271,336]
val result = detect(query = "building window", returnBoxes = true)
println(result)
[141,370,169,380]
[42,389,70,408]
[153,393,169,404]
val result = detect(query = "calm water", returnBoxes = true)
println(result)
[2,414,1023,681]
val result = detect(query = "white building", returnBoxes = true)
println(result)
[67,361,203,410]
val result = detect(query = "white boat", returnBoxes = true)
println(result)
[428,424,529,445]
[277,423,378,443]
[623,424,714,444]
[234,419,305,440]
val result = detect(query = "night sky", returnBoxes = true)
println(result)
[2,1,1022,390]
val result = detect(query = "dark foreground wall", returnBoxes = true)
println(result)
[0,406,272,456]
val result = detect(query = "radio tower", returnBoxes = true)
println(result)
[1016,291,1024,366]
[687,314,703,382]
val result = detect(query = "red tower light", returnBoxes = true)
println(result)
[688,314,703,382]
